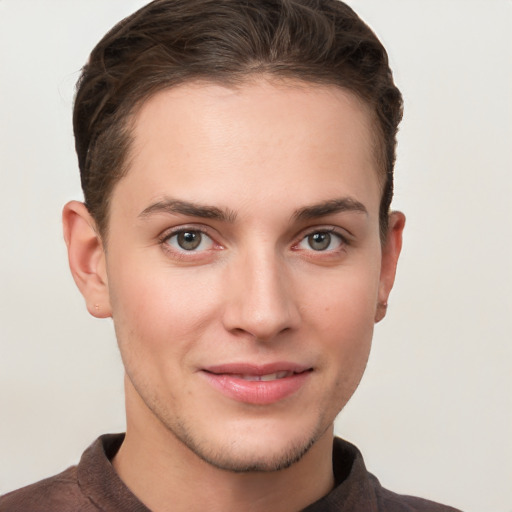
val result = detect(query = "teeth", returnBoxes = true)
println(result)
[234,371,292,381]
[260,371,290,381]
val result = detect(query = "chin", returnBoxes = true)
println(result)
[170,415,328,473]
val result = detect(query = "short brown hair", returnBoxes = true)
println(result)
[73,0,403,240]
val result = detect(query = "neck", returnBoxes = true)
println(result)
[113,379,335,512]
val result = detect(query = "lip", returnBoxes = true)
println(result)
[200,362,313,405]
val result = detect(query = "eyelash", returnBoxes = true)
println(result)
[293,227,349,254]
[158,225,350,259]
[158,226,221,259]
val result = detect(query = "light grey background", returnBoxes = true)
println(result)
[1,1,511,511]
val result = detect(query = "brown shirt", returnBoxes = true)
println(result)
[0,434,462,511]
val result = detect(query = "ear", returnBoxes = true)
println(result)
[375,211,405,323]
[62,201,112,318]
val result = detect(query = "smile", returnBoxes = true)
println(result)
[230,371,293,381]
[201,364,312,405]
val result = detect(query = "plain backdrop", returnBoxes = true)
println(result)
[0,1,511,511]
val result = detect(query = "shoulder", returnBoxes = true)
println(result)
[0,434,137,512]
[0,466,97,512]
[325,438,463,512]
[370,474,463,512]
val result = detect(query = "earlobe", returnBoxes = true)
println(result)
[62,201,112,318]
[375,211,405,323]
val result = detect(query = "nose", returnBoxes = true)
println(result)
[221,249,300,341]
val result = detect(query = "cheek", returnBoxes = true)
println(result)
[299,262,379,373]
[106,256,223,359]
[318,282,376,408]
[303,259,380,328]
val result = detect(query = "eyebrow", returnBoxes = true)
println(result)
[293,197,368,221]
[139,196,366,223]
[138,198,237,223]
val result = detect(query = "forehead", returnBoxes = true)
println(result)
[131,78,377,160]
[114,78,381,220]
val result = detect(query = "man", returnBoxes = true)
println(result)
[0,1,462,511]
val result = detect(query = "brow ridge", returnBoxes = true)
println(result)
[139,198,237,222]
[293,197,368,221]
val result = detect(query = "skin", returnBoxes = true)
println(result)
[63,78,404,512]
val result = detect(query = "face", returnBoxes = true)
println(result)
[94,79,401,471]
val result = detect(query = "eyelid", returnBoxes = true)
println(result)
[158,223,217,242]
[156,223,351,256]
[158,224,224,255]
[290,226,352,257]
[295,226,350,245]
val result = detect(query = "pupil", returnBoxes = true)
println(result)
[178,231,201,250]
[309,232,331,251]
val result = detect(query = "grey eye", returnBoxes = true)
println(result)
[166,230,214,252]
[297,230,344,252]
[307,232,332,251]
[177,231,202,250]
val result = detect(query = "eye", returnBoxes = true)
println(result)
[165,230,214,252]
[297,230,345,252]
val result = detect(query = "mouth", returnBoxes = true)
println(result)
[201,363,313,405]
[226,371,296,382]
